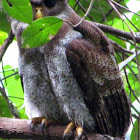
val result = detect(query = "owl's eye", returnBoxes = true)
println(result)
[44,0,56,8]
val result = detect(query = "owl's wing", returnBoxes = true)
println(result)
[65,38,131,137]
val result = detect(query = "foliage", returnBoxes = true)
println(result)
[131,119,140,140]
[1,0,63,49]
[0,96,13,117]
[0,0,140,139]
[22,17,63,49]
[0,31,8,46]
[1,0,33,24]
[0,9,10,33]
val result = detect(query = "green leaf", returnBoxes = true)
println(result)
[1,0,33,24]
[1,66,27,119]
[131,119,140,140]
[69,0,78,10]
[0,31,8,46]
[75,0,128,23]
[132,11,140,30]
[0,96,13,117]
[18,105,28,119]
[3,65,24,107]
[0,9,10,33]
[21,17,63,49]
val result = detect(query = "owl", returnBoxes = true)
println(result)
[10,0,131,139]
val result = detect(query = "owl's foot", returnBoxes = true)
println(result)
[30,117,52,134]
[64,122,75,137]
[76,126,84,139]
[63,122,84,139]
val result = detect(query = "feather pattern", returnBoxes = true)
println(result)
[65,36,131,137]
[10,0,131,138]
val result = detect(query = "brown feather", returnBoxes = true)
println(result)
[66,38,131,137]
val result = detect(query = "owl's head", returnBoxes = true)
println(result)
[31,0,68,20]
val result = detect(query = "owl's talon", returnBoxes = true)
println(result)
[30,117,48,133]
[63,122,75,138]
[41,118,48,134]
[76,127,84,139]
[64,122,84,139]
[30,122,34,131]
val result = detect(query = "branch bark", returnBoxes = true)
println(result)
[75,0,140,43]
[0,29,14,61]
[94,22,140,44]
[0,117,124,140]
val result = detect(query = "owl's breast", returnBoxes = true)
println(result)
[44,29,94,128]
[18,49,66,121]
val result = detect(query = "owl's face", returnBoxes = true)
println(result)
[31,0,67,20]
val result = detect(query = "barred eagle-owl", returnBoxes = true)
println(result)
[10,0,131,138]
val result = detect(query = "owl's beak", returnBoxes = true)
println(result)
[35,7,43,19]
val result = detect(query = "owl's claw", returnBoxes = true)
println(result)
[30,117,49,134]
[76,127,84,139]
[63,122,84,140]
[41,118,48,134]
[63,122,75,138]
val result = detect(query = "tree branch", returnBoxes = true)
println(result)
[0,29,14,62]
[109,39,133,54]
[94,22,140,44]
[74,0,95,27]
[0,117,124,140]
[74,0,140,43]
